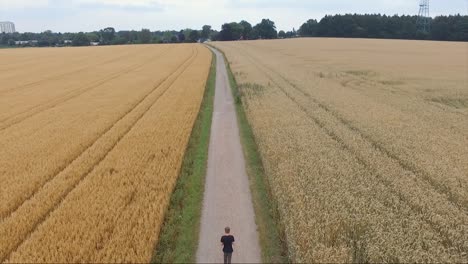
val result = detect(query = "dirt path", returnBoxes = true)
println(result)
[196,47,261,263]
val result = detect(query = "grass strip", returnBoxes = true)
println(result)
[212,45,290,263]
[151,49,216,264]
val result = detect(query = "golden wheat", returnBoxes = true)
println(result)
[212,38,468,263]
[0,44,211,262]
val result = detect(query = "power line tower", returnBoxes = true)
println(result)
[417,0,431,33]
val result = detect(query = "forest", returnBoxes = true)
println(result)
[298,14,468,41]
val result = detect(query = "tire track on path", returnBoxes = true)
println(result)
[0,47,200,263]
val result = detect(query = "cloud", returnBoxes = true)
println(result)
[73,0,162,7]
[0,0,50,9]
[228,0,414,14]
[71,0,219,8]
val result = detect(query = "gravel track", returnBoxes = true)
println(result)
[196,47,261,263]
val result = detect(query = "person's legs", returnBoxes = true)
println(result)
[224,253,228,264]
[227,253,232,264]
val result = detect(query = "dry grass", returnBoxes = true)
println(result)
[212,38,468,263]
[0,44,211,262]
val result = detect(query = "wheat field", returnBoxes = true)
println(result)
[0,44,211,262]
[212,38,468,263]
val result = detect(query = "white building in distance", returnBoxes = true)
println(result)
[0,22,16,33]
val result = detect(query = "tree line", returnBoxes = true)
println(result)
[218,14,468,41]
[1,13,467,47]
[0,27,207,47]
[299,14,468,41]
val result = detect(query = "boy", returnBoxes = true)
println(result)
[220,227,235,264]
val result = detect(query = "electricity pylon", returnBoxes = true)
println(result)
[417,0,431,33]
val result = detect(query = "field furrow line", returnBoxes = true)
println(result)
[0,46,200,263]
[428,100,468,117]
[0,47,143,94]
[274,67,468,212]
[0,47,116,73]
[0,46,154,96]
[0,46,196,220]
[0,46,174,131]
[240,44,468,211]
[0,52,89,74]
[338,73,468,127]
[283,90,467,254]
[236,48,468,254]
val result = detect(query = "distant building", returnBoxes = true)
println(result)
[0,22,16,33]
[90,42,100,46]
[14,41,29,45]
[14,40,38,46]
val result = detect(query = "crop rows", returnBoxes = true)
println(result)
[0,46,174,131]
[0,44,211,262]
[212,38,468,262]
[0,46,163,125]
[0,47,132,94]
[0,45,181,220]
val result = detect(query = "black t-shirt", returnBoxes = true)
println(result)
[221,235,235,253]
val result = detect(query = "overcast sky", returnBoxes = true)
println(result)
[0,0,467,33]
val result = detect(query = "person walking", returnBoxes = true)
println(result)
[221,227,235,264]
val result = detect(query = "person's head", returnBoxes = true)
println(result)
[225,227,230,234]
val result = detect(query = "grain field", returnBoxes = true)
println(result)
[0,44,211,262]
[212,38,468,263]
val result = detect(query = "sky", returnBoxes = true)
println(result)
[0,0,467,33]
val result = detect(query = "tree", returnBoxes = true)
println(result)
[72,32,90,46]
[210,30,220,41]
[299,19,318,36]
[285,30,296,38]
[453,15,468,41]
[239,20,252,39]
[183,29,193,42]
[188,30,200,42]
[254,19,277,39]
[100,27,115,44]
[38,30,59,46]
[278,30,286,38]
[111,36,127,45]
[0,33,7,45]
[201,25,212,40]
[86,32,100,42]
[178,30,186,42]
[219,22,243,41]
[170,35,178,43]
[117,31,130,43]
[432,16,450,40]
[139,29,152,44]
[152,35,162,43]
[162,31,174,43]
[249,27,259,39]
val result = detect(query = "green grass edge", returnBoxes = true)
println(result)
[209,44,290,263]
[151,48,216,264]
